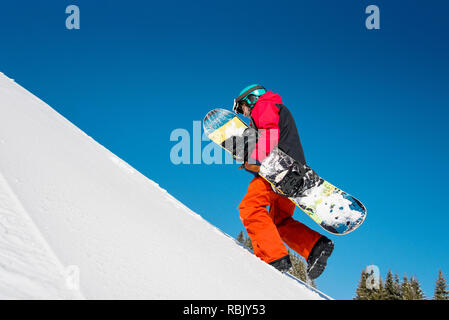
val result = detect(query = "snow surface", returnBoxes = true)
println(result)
[0,72,330,300]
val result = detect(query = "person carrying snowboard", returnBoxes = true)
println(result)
[232,84,334,279]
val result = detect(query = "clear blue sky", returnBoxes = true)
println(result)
[1,1,448,299]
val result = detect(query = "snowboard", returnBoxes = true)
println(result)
[203,108,367,235]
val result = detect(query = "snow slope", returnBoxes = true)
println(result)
[0,72,330,300]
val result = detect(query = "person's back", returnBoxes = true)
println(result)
[249,90,306,165]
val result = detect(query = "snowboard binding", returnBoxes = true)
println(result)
[275,161,321,198]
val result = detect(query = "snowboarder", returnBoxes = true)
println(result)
[232,84,334,279]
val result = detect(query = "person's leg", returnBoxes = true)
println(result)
[269,194,322,260]
[239,177,288,263]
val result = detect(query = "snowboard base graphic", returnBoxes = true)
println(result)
[203,108,367,235]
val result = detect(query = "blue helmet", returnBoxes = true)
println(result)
[233,84,267,114]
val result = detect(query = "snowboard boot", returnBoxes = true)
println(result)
[307,236,334,280]
[269,255,292,273]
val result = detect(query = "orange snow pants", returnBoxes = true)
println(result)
[239,176,322,263]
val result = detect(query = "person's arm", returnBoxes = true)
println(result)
[249,102,280,163]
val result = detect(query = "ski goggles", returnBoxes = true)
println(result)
[232,85,266,114]
[233,99,245,114]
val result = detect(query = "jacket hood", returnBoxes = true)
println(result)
[256,91,283,105]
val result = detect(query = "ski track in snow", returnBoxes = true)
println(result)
[0,172,83,299]
[0,72,330,299]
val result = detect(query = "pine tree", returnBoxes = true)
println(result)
[433,269,449,300]
[410,275,425,300]
[287,250,317,288]
[237,230,254,251]
[354,270,371,300]
[384,270,402,300]
[244,235,253,250]
[354,268,384,300]
[354,268,427,300]
[401,274,414,300]
[373,277,386,300]
[237,231,245,245]
[383,270,394,299]
[394,273,402,299]
[288,250,308,283]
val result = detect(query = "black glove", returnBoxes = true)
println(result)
[230,128,258,162]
